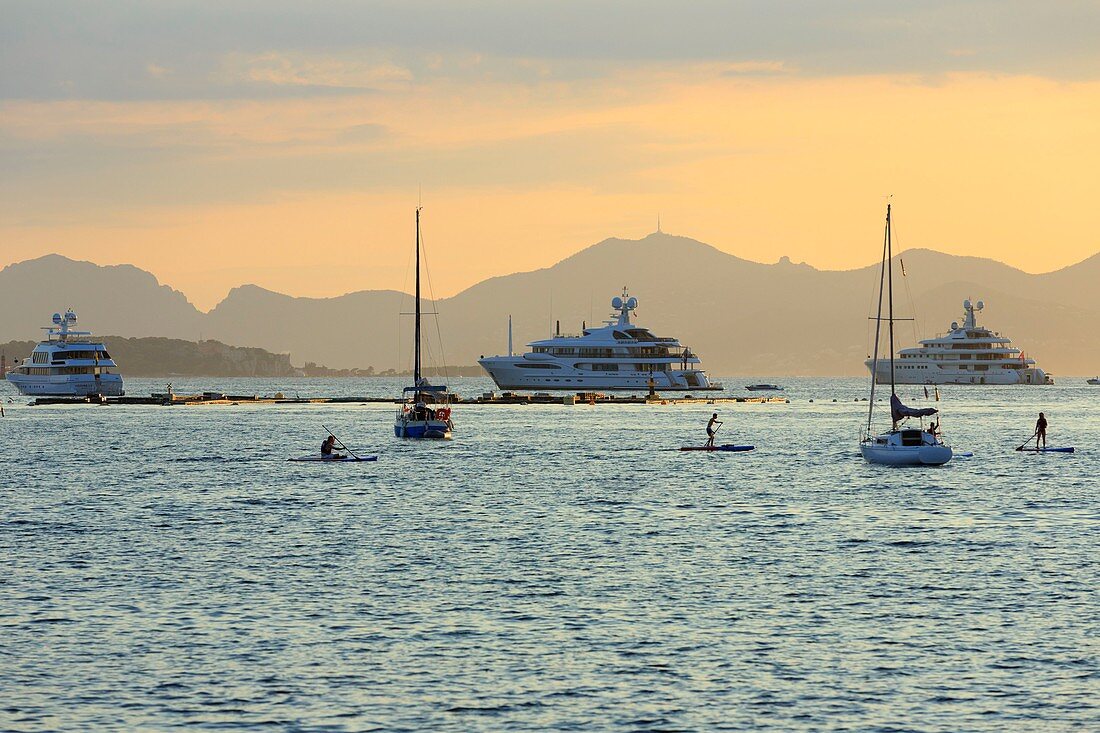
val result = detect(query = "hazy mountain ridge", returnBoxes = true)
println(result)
[2,236,1097,376]
[0,255,206,341]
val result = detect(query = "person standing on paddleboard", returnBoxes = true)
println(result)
[1035,412,1047,448]
[706,413,722,448]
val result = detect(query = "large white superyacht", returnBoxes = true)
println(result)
[479,289,720,391]
[865,299,1053,385]
[6,309,125,396]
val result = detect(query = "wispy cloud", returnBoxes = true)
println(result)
[720,60,790,75]
[219,52,413,90]
[146,63,172,79]
[4,2,1100,102]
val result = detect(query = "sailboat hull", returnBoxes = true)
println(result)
[394,419,453,440]
[861,442,952,466]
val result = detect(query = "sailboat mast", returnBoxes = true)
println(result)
[867,205,889,432]
[886,203,896,396]
[414,206,422,387]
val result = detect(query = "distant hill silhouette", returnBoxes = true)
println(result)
[2,235,1098,376]
[0,254,205,340]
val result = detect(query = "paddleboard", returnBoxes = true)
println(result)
[680,445,755,452]
[1016,447,1074,453]
[288,455,379,462]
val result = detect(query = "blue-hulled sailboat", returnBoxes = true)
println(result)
[394,207,454,440]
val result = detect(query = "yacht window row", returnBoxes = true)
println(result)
[50,349,112,361]
[18,366,114,376]
[903,352,1021,360]
[31,349,112,363]
[531,346,677,357]
[516,362,674,373]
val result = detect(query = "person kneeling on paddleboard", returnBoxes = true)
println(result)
[321,435,341,458]
[1035,412,1047,448]
[706,413,722,448]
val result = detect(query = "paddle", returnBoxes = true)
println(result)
[1015,431,1037,451]
[322,424,361,460]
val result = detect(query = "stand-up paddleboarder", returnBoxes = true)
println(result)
[706,413,722,448]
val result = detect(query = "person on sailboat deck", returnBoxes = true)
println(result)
[321,435,337,457]
[928,420,939,438]
[1036,412,1048,448]
[706,413,722,447]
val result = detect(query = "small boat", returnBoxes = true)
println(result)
[860,204,952,467]
[1015,446,1075,454]
[288,455,378,462]
[744,384,783,391]
[680,444,755,452]
[394,207,455,440]
[1088,377,1099,385]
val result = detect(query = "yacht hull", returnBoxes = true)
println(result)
[6,373,124,397]
[866,360,1050,385]
[394,419,453,440]
[479,358,716,391]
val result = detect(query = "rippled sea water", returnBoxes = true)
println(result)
[1,376,1097,731]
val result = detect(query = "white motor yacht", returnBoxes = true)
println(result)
[479,289,719,391]
[866,299,1052,385]
[6,309,124,396]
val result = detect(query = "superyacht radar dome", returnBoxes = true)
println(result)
[611,296,623,309]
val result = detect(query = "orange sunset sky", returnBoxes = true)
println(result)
[2,2,1099,310]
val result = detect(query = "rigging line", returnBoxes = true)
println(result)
[864,227,884,359]
[892,218,921,347]
[867,204,890,433]
[887,204,896,398]
[418,216,450,379]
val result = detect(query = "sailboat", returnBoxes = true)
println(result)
[860,204,952,466]
[394,207,455,440]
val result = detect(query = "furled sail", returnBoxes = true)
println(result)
[891,393,938,424]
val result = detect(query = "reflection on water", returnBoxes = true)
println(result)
[1,377,1096,731]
